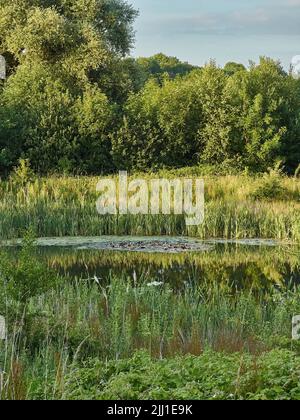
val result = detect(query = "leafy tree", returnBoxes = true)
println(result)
[278,75,300,173]
[0,0,138,82]
[195,64,240,164]
[0,62,114,174]
[112,74,204,170]
[0,0,137,174]
[91,57,148,103]
[72,84,115,173]
[224,62,246,76]
[137,53,197,82]
[227,58,299,171]
[112,59,300,173]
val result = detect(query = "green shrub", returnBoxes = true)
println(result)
[58,349,300,400]
[10,158,35,186]
[0,231,59,318]
[251,170,286,200]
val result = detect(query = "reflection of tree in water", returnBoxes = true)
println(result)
[32,244,300,292]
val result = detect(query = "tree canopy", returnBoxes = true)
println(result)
[0,1,299,176]
[0,0,138,80]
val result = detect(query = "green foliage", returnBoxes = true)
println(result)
[137,53,197,82]
[0,62,114,174]
[112,59,300,173]
[227,58,294,171]
[112,72,204,170]
[0,3,299,176]
[0,230,58,314]
[250,165,287,200]
[10,158,35,186]
[32,349,300,400]
[0,0,136,174]
[224,61,246,76]
[0,0,137,79]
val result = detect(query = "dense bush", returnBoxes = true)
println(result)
[0,231,58,319]
[0,62,115,175]
[251,169,286,200]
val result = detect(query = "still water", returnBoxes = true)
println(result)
[3,236,299,290]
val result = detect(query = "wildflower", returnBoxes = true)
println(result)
[147,281,163,287]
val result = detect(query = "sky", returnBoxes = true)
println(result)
[129,0,300,69]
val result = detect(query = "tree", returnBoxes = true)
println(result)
[227,58,299,171]
[137,53,197,83]
[224,62,246,76]
[112,58,300,173]
[112,72,204,170]
[195,64,240,164]
[91,57,148,103]
[0,0,137,175]
[0,62,114,174]
[0,0,138,82]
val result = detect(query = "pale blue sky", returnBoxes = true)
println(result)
[129,0,300,68]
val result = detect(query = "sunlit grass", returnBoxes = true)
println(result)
[0,171,299,241]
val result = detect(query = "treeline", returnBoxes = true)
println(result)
[113,59,300,173]
[0,0,299,176]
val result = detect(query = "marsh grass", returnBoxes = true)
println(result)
[1,272,300,399]
[1,171,300,399]
[0,171,299,240]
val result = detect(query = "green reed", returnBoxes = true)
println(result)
[1,277,299,366]
[0,173,299,241]
[1,264,300,400]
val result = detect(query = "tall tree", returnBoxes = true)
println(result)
[0,0,137,174]
[0,0,138,82]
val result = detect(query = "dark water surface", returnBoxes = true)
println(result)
[3,236,298,290]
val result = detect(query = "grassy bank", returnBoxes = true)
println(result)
[1,276,300,400]
[0,169,300,241]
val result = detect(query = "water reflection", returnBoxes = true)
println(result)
[3,236,299,290]
[34,240,300,291]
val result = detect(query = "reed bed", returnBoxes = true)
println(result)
[1,275,300,400]
[0,172,299,241]
[1,231,300,399]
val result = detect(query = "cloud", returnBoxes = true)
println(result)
[141,5,300,37]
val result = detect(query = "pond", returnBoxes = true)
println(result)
[2,236,300,290]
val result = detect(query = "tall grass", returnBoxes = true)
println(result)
[0,171,300,241]
[1,274,300,399]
